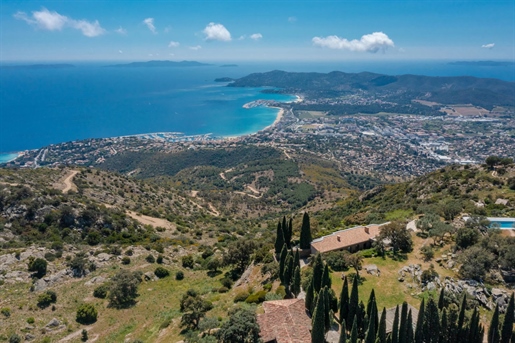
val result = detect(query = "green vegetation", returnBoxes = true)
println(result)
[76,304,98,325]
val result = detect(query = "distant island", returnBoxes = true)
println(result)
[0,63,75,69]
[220,64,238,67]
[107,60,211,68]
[449,61,515,67]
[214,77,235,82]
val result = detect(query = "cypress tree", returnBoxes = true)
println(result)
[275,221,284,254]
[469,307,481,343]
[378,307,387,343]
[365,300,377,343]
[438,288,445,310]
[399,302,408,343]
[312,289,327,343]
[350,315,359,343]
[414,298,425,343]
[293,266,301,298]
[288,217,293,248]
[323,263,332,289]
[305,282,314,314]
[282,216,289,248]
[406,310,414,343]
[347,275,359,331]
[447,304,459,343]
[279,244,288,284]
[313,254,324,293]
[324,287,331,332]
[367,289,379,337]
[392,305,400,343]
[300,212,312,249]
[440,308,448,343]
[339,319,348,343]
[501,293,514,343]
[283,258,292,289]
[424,298,440,343]
[488,304,500,343]
[339,276,350,324]
[457,294,467,338]
[287,254,294,282]
[358,301,366,338]
[294,248,301,271]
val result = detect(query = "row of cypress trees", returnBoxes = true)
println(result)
[278,244,302,298]
[310,272,514,343]
[274,212,312,254]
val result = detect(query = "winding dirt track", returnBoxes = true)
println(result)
[62,170,79,193]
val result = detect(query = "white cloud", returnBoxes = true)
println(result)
[14,8,105,37]
[312,31,394,53]
[250,33,262,41]
[288,16,297,23]
[481,43,495,49]
[168,41,180,48]
[115,26,127,35]
[143,18,157,34]
[189,45,202,50]
[203,22,231,41]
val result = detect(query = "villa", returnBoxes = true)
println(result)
[257,299,312,343]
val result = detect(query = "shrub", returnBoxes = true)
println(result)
[218,286,229,293]
[1,307,10,317]
[121,257,131,265]
[26,317,35,324]
[44,252,56,262]
[245,291,267,304]
[27,257,47,278]
[182,255,194,269]
[421,266,439,284]
[81,329,88,342]
[9,334,21,343]
[145,254,155,263]
[154,267,170,279]
[76,304,97,324]
[175,271,184,280]
[233,291,250,303]
[37,290,57,309]
[93,284,109,299]
[156,255,163,264]
[420,245,434,261]
[220,278,233,289]
[275,286,286,298]
[125,249,133,256]
[324,250,350,271]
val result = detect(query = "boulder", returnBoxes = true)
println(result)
[365,264,380,276]
[46,318,60,328]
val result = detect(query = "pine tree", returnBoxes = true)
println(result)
[378,308,387,343]
[300,212,312,249]
[339,319,348,343]
[406,310,414,343]
[279,244,288,284]
[305,282,314,314]
[312,289,327,343]
[392,305,400,343]
[414,298,425,343]
[488,304,500,343]
[347,275,359,331]
[399,302,408,343]
[350,316,358,343]
[339,276,350,324]
[293,266,301,298]
[313,254,324,293]
[275,221,284,254]
[323,264,332,289]
[438,288,445,310]
[501,293,514,343]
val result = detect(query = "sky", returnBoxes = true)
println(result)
[1,0,514,62]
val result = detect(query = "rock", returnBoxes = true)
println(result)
[25,334,36,341]
[144,271,158,282]
[398,277,404,282]
[96,253,111,262]
[426,282,436,291]
[435,258,442,263]
[25,325,34,330]
[46,318,60,328]
[85,276,106,286]
[365,264,380,276]
[447,260,456,268]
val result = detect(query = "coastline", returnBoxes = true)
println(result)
[0,152,23,164]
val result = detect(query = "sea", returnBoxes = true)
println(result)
[1,60,514,163]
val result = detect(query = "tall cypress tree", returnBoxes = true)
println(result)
[350,315,358,343]
[312,289,327,343]
[288,217,293,248]
[365,300,377,343]
[406,310,414,343]
[392,305,400,343]
[424,298,440,343]
[399,302,408,343]
[305,282,314,314]
[457,294,467,338]
[293,266,301,298]
[283,256,293,289]
[339,276,350,324]
[358,301,366,338]
[378,307,387,343]
[324,287,331,332]
[294,248,301,271]
[438,288,445,310]
[488,304,500,343]
[447,303,459,343]
[414,298,425,343]
[275,221,284,254]
[440,308,448,343]
[323,264,332,289]
[313,253,324,293]
[300,212,312,249]
[367,289,379,337]
[279,244,288,284]
[282,216,289,248]
[469,307,481,343]
[287,253,294,282]
[501,293,514,343]
[347,276,359,331]
[339,319,348,343]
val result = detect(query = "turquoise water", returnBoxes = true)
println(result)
[0,153,18,164]
[489,220,515,229]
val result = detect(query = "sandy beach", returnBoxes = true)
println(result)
[263,107,284,131]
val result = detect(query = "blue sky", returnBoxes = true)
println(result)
[1,0,514,62]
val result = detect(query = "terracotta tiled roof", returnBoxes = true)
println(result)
[257,299,312,343]
[310,223,389,254]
